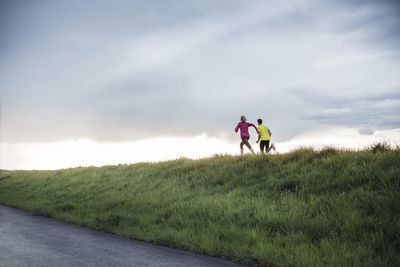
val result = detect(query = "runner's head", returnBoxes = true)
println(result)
[257,119,262,125]
[240,115,247,122]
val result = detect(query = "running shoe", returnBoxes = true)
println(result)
[271,143,276,151]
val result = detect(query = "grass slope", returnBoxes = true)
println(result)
[0,144,399,266]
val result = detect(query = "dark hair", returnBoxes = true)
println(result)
[257,119,262,124]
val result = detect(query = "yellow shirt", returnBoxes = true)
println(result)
[258,125,270,140]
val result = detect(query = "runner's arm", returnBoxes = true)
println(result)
[269,129,272,137]
[250,123,261,137]
[234,123,240,133]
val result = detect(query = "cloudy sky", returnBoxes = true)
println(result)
[1,0,399,169]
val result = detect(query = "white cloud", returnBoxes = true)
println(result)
[1,0,399,168]
[2,128,399,170]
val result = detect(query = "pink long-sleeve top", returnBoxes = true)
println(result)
[235,122,259,137]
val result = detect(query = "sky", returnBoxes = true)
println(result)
[1,0,400,169]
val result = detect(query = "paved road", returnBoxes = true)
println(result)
[0,205,245,267]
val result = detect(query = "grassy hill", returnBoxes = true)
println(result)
[0,144,399,266]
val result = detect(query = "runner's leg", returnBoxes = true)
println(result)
[265,141,272,153]
[243,138,251,149]
[260,141,265,153]
[243,137,255,154]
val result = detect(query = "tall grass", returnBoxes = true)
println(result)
[0,144,399,266]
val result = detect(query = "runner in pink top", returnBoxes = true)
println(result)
[235,115,260,155]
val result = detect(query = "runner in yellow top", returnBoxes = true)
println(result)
[256,119,276,153]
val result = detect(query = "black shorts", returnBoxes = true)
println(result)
[260,140,270,152]
[241,136,250,141]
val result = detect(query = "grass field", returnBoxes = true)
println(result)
[0,143,399,266]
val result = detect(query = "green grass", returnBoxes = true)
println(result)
[0,143,399,266]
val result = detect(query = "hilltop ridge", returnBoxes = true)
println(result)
[0,144,399,267]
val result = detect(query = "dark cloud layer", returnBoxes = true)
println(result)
[289,86,400,135]
[1,0,399,143]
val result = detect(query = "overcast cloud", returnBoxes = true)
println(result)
[1,0,399,143]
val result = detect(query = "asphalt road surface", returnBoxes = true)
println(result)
[0,205,246,267]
